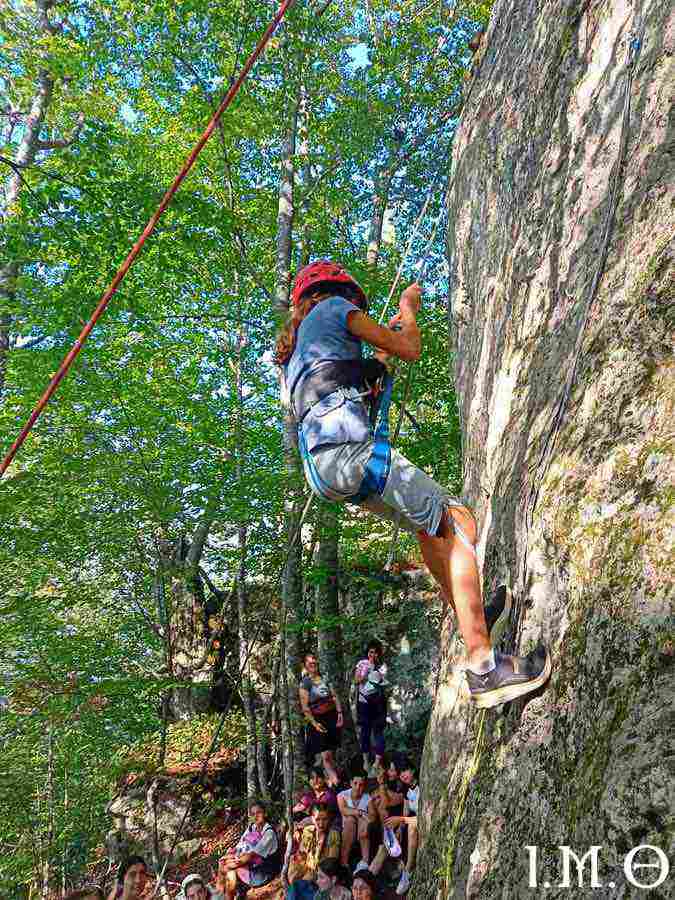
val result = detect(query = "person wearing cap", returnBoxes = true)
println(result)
[177,874,209,900]
[275,260,551,709]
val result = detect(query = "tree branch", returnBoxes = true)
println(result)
[34,112,85,151]
[11,333,50,350]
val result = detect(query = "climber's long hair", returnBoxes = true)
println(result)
[274,283,364,366]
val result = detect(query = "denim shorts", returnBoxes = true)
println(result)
[309,441,466,536]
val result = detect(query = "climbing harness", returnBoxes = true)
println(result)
[0,0,299,478]
[289,357,387,423]
[298,371,395,504]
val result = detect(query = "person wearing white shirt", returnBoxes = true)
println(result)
[337,771,372,870]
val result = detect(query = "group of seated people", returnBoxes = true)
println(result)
[66,638,415,900]
[71,751,418,900]
[287,754,419,898]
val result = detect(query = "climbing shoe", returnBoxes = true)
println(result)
[383,825,402,858]
[466,645,551,709]
[484,585,507,634]
[396,869,411,894]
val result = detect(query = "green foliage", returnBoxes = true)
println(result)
[0,0,491,893]
[113,711,248,778]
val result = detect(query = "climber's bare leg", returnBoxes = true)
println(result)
[417,507,491,664]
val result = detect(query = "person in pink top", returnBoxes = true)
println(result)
[294,767,339,825]
[220,801,279,897]
[354,640,388,772]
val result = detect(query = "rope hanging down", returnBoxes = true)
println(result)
[0,0,299,479]
[380,178,447,569]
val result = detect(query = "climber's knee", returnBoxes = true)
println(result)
[435,506,477,551]
[448,505,477,546]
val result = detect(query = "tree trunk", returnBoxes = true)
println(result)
[297,82,312,266]
[157,529,226,721]
[275,79,309,796]
[366,165,395,267]
[278,621,295,889]
[274,106,298,314]
[315,503,358,760]
[41,727,54,899]
[1,0,73,402]
[238,525,260,801]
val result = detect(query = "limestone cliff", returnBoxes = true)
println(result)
[413,0,673,897]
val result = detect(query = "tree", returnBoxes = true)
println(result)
[0,1,482,891]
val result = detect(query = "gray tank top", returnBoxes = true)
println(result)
[285,296,372,452]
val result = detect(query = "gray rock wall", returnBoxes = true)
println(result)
[413,0,673,897]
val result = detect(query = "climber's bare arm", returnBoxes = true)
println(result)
[347,283,422,362]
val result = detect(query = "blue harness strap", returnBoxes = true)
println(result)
[298,373,394,504]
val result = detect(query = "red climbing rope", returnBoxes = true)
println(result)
[0,0,298,478]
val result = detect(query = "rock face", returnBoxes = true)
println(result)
[413,1,673,898]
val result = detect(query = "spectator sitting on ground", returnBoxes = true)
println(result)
[65,888,104,900]
[369,753,407,827]
[315,859,351,899]
[337,770,372,870]
[177,874,217,900]
[288,802,341,890]
[220,801,280,897]
[107,856,148,900]
[384,761,419,895]
[351,869,380,899]
[293,766,339,825]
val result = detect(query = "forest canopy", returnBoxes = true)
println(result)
[0,0,490,895]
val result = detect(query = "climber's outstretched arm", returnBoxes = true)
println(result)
[347,283,422,362]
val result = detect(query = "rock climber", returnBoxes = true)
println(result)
[275,259,551,708]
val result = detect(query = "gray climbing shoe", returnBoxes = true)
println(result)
[466,646,551,708]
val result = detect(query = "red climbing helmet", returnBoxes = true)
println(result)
[291,259,367,309]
